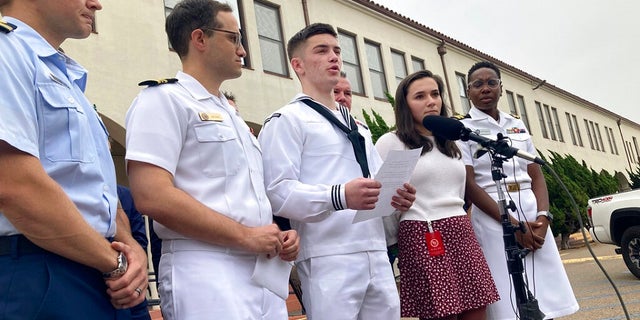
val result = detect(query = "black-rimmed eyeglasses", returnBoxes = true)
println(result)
[201,27,242,48]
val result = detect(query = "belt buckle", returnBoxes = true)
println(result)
[507,183,520,192]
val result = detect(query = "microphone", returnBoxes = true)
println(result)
[422,115,545,165]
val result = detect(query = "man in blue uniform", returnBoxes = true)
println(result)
[0,0,148,319]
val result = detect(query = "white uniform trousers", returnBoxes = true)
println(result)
[471,189,579,319]
[297,251,400,320]
[158,239,288,320]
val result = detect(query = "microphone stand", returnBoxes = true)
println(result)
[463,132,545,320]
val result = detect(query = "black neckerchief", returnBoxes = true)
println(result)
[301,98,370,178]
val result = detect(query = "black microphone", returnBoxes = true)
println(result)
[422,115,545,165]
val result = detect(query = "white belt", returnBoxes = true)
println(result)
[162,238,253,256]
[484,182,532,193]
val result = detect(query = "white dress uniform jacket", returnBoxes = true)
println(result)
[259,94,400,320]
[457,106,579,319]
[259,94,386,260]
[125,71,284,320]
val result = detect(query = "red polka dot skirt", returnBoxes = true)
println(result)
[397,216,499,319]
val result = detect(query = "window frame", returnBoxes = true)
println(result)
[535,101,549,139]
[543,104,556,141]
[254,0,288,76]
[609,127,619,154]
[595,123,605,153]
[364,39,389,100]
[551,107,563,142]
[390,49,407,88]
[566,112,577,146]
[337,29,365,95]
[411,56,425,72]
[572,115,584,147]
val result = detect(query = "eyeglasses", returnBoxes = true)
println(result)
[468,78,501,90]
[201,27,243,48]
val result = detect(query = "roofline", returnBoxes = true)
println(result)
[350,0,638,126]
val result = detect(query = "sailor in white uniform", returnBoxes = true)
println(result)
[457,61,578,319]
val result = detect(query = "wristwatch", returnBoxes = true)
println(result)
[536,210,553,222]
[103,251,128,279]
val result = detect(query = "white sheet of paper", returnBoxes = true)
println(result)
[251,255,293,300]
[353,148,421,223]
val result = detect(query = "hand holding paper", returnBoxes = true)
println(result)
[353,148,421,223]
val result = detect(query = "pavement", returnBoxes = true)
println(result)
[148,231,639,320]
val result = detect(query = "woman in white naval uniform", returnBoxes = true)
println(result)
[457,61,579,319]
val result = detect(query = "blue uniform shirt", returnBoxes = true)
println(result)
[0,17,117,237]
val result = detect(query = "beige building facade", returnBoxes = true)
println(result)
[53,0,639,183]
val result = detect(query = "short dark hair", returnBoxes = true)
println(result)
[222,91,235,102]
[467,61,501,82]
[165,0,232,58]
[286,23,336,61]
[394,70,460,158]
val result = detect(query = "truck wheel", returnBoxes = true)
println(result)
[621,226,640,279]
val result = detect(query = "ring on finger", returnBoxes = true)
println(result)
[135,287,142,296]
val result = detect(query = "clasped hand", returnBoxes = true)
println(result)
[105,241,149,309]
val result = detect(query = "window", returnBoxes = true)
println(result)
[254,1,287,76]
[627,141,636,164]
[456,73,471,113]
[338,31,364,94]
[595,123,605,153]
[584,119,594,149]
[516,95,531,133]
[590,121,600,151]
[391,50,407,88]
[605,126,615,154]
[411,56,425,72]
[609,127,619,154]
[634,137,640,162]
[543,104,556,141]
[551,107,563,142]
[572,115,583,147]
[506,91,517,115]
[588,120,600,151]
[566,113,577,145]
[535,102,548,139]
[365,40,388,99]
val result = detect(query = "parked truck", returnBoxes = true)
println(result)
[588,189,640,279]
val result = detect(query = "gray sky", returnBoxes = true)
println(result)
[371,0,640,124]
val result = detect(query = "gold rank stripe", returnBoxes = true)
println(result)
[0,20,16,34]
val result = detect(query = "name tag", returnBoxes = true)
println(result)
[477,128,491,135]
[199,112,223,122]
